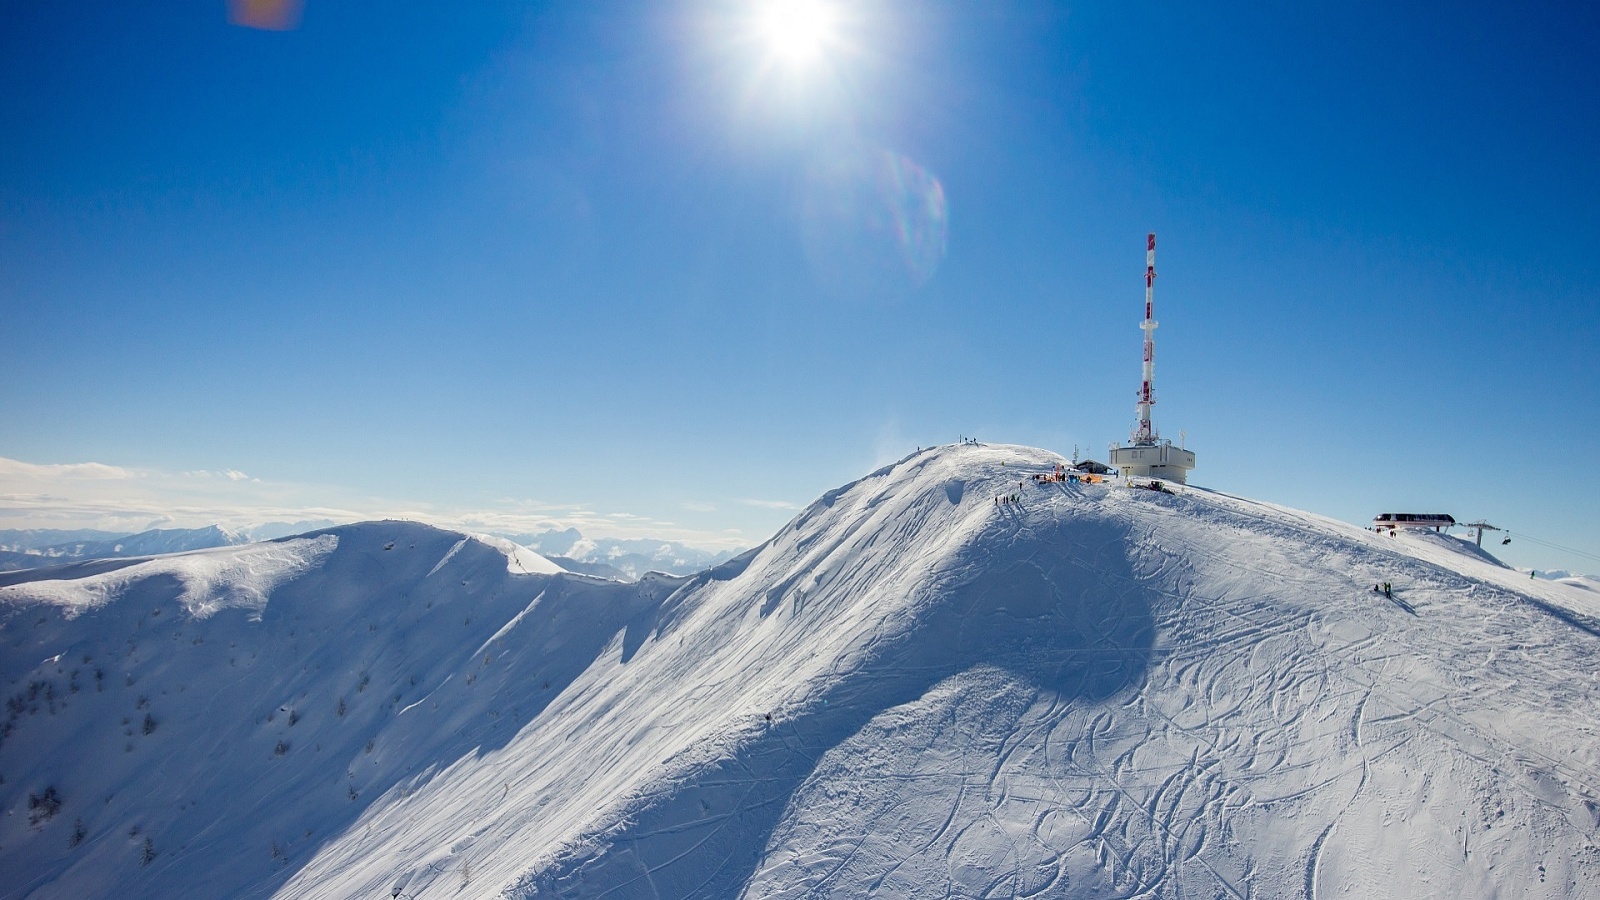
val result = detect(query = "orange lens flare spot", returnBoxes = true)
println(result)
[228,0,304,31]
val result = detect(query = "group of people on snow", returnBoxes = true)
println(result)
[1032,463,1081,484]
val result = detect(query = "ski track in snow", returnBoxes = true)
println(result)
[1,445,1598,899]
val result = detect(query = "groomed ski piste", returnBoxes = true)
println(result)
[2,443,1598,898]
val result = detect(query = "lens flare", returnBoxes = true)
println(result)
[227,0,304,31]
[802,148,949,297]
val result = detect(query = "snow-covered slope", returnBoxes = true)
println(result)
[0,525,576,898]
[1534,570,1600,595]
[3,445,1598,899]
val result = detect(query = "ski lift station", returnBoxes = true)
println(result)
[1109,233,1198,484]
[1372,513,1457,534]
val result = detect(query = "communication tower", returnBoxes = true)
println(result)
[1109,233,1197,483]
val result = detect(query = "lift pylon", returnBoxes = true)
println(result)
[1461,521,1501,547]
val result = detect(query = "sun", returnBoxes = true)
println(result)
[754,0,839,68]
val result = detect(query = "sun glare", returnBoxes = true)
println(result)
[755,0,838,67]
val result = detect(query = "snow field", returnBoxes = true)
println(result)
[1,445,1597,898]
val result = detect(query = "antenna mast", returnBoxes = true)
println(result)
[1109,231,1196,484]
[1134,233,1158,444]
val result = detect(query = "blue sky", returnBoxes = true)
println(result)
[2,1,1597,572]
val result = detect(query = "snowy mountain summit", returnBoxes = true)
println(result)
[3,444,1599,899]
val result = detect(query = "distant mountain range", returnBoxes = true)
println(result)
[0,523,739,581]
[491,527,741,579]
[0,522,333,572]
[0,526,249,571]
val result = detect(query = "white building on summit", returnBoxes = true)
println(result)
[1109,233,1197,484]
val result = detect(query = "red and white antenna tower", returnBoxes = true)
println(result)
[1133,232,1158,445]
[1109,231,1196,484]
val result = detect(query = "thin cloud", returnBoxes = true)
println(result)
[0,457,133,480]
[182,469,256,481]
[739,498,801,510]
